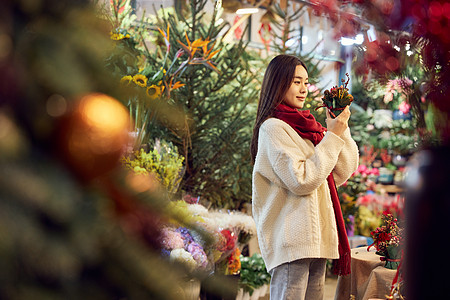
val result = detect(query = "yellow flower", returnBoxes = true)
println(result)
[110,32,130,41]
[132,74,148,87]
[120,75,133,85]
[146,84,162,100]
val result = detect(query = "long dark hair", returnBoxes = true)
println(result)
[250,55,307,164]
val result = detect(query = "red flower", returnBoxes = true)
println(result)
[378,232,392,243]
[219,229,236,252]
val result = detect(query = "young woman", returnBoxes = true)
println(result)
[251,54,359,299]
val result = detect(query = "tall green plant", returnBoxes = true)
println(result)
[147,0,259,209]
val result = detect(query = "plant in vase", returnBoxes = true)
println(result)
[368,212,403,270]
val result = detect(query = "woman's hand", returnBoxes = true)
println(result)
[326,106,350,137]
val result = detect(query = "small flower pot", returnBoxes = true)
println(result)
[378,167,394,185]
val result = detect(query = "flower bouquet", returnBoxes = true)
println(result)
[367,212,403,269]
[316,73,354,118]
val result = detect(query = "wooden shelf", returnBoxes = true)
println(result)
[375,184,403,194]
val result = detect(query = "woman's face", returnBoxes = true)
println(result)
[283,65,309,109]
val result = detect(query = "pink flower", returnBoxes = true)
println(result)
[160,227,185,250]
[356,164,368,175]
[357,194,373,206]
[398,101,411,114]
[370,168,380,176]
[404,78,413,86]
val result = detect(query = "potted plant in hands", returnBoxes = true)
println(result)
[316,73,354,118]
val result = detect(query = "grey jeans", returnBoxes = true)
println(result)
[269,258,327,300]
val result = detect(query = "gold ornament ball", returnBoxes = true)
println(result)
[58,93,130,181]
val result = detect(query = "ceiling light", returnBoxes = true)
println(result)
[339,34,364,46]
[236,4,259,15]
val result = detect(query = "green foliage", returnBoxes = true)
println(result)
[122,139,185,194]
[348,108,371,147]
[377,131,418,155]
[338,172,368,232]
[146,0,259,209]
[350,76,372,110]
[239,254,271,295]
[349,106,419,155]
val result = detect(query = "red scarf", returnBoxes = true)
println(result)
[273,103,351,276]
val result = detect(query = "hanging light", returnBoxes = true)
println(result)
[339,34,364,46]
[236,1,259,15]
[236,6,259,14]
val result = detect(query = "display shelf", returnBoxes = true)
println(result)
[375,184,403,195]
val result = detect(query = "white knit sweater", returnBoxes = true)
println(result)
[252,117,359,272]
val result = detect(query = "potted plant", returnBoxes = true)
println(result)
[377,149,396,184]
[368,212,403,270]
[237,254,271,300]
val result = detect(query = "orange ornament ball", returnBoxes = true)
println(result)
[58,93,130,182]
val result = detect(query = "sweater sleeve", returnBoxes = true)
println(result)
[332,128,360,187]
[258,120,346,196]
